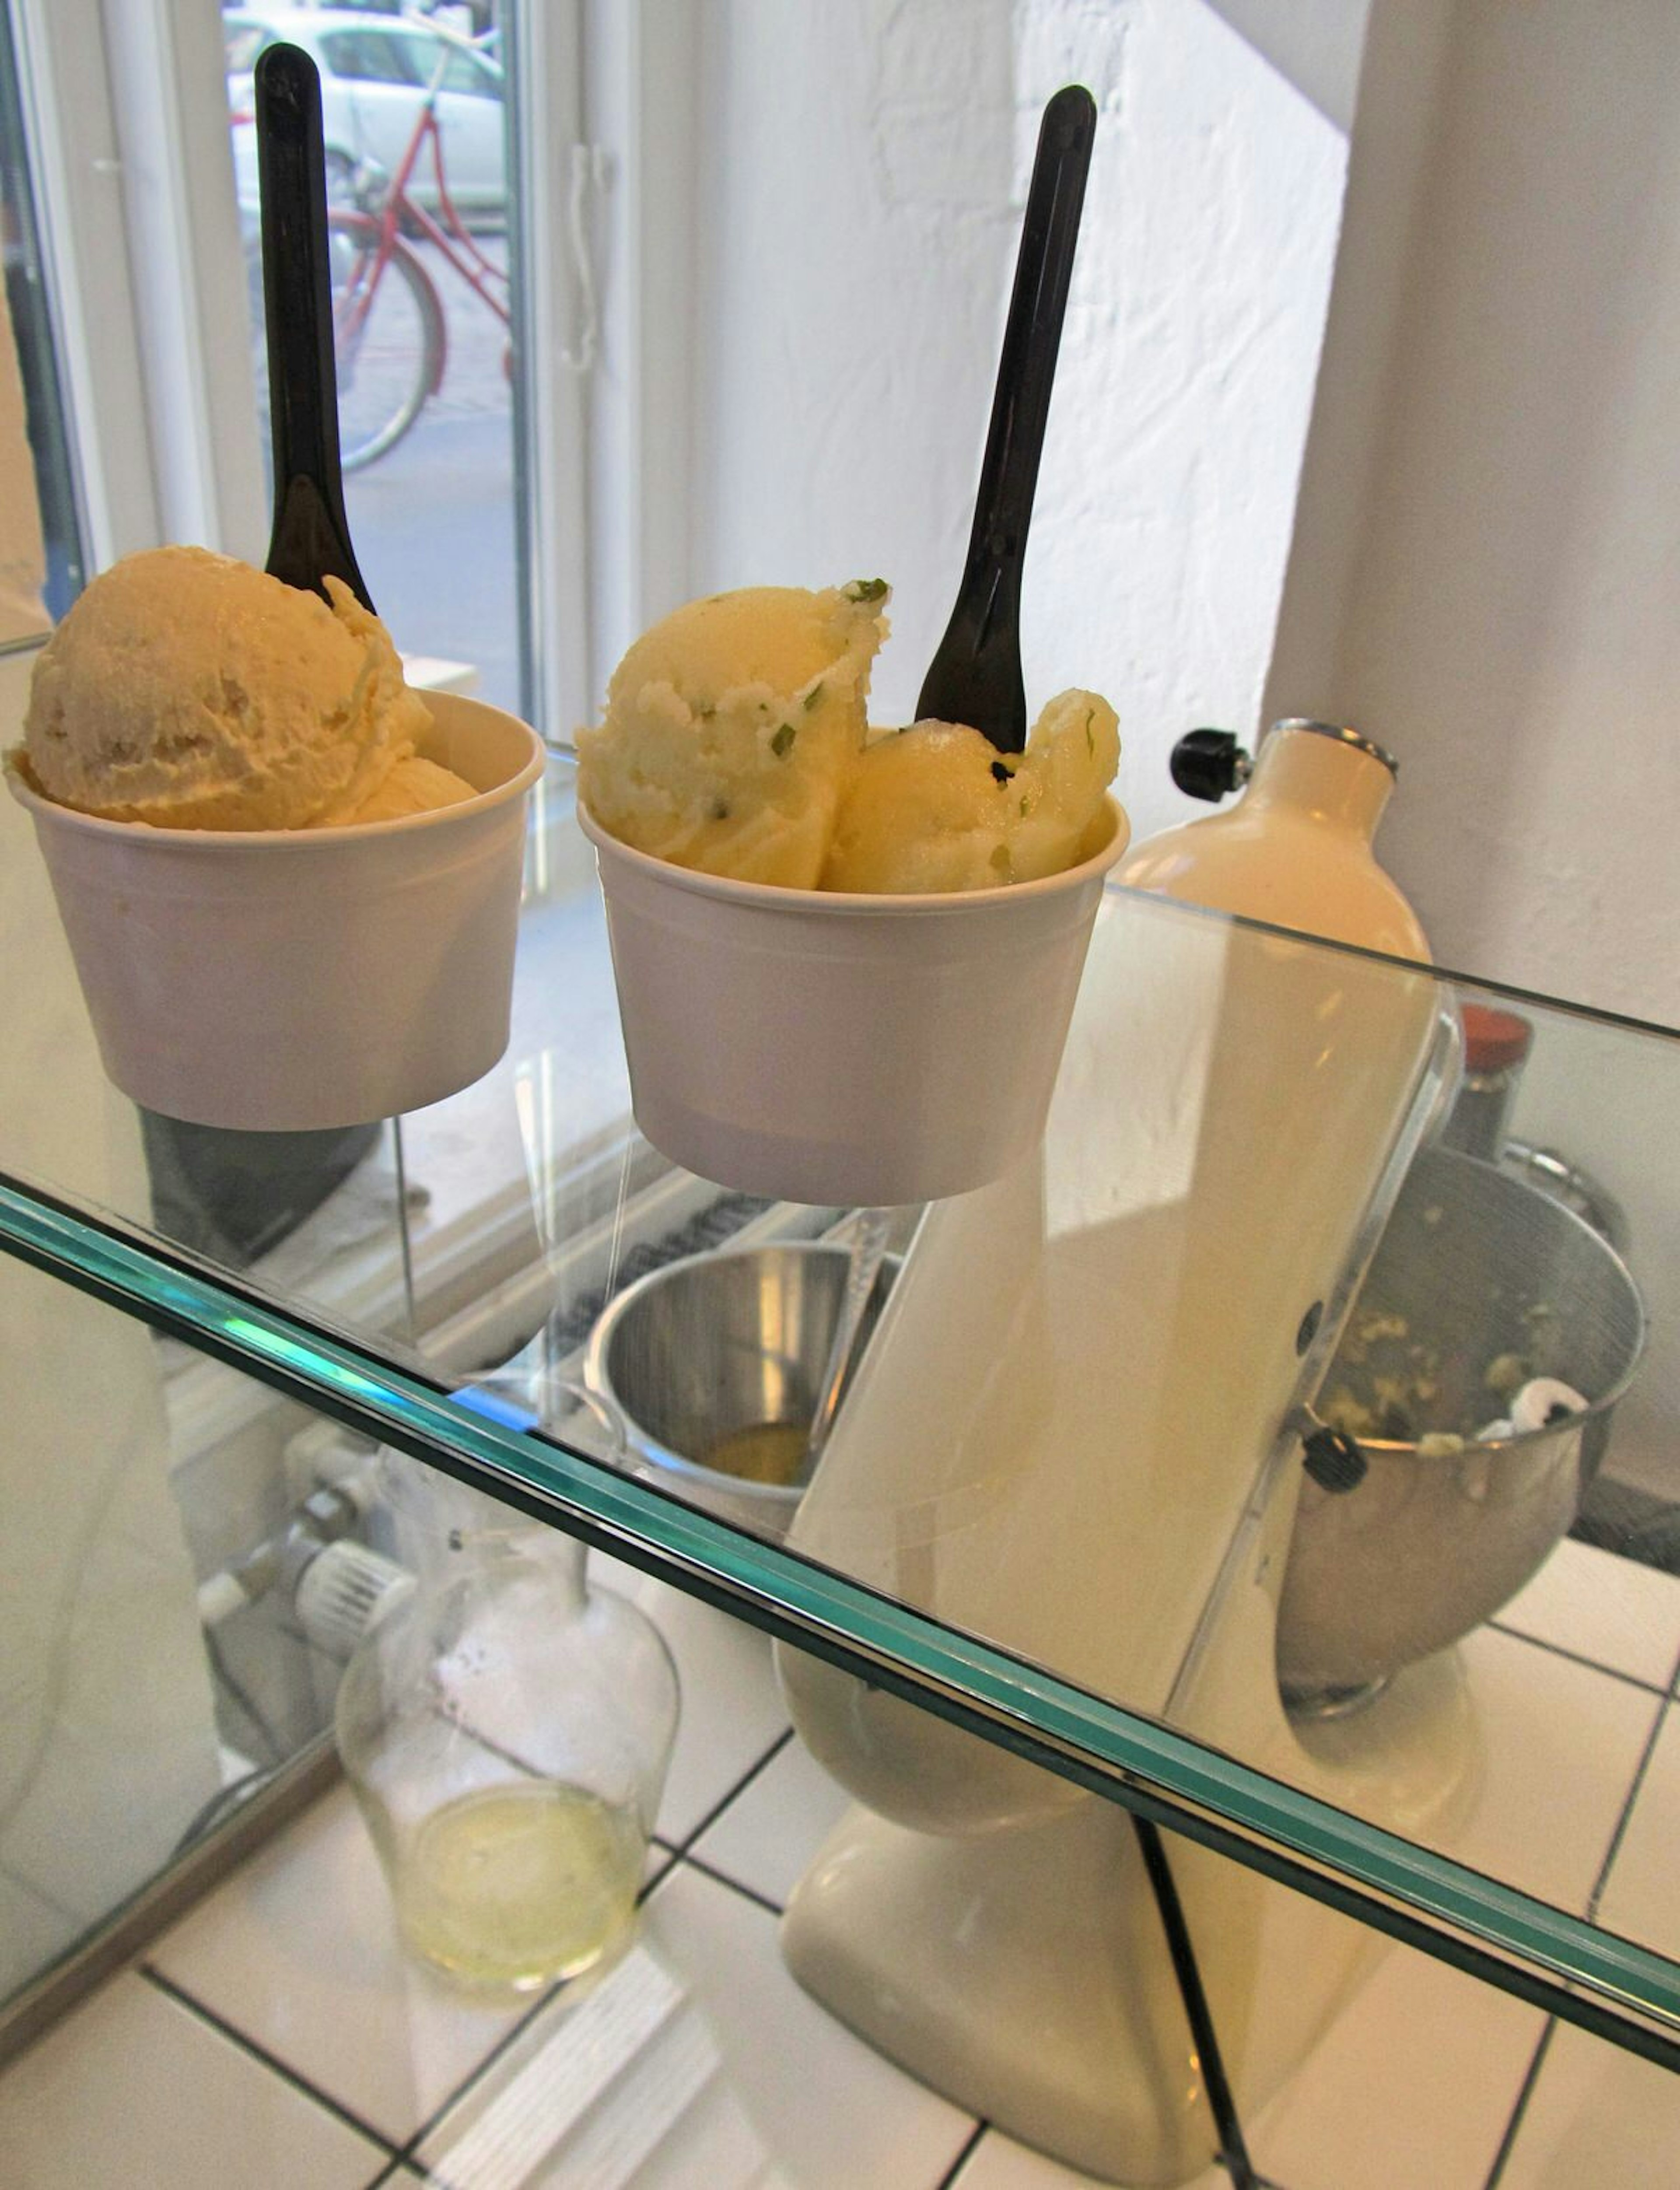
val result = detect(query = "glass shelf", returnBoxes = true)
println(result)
[4,757,1679,2082]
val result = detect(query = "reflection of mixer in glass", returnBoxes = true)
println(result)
[763,721,1646,2185]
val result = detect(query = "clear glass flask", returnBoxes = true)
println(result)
[336,1456,679,1995]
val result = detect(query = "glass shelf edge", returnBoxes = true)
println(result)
[2,1172,1678,2057]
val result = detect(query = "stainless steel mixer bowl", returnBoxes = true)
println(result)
[582,1241,892,1538]
[1277,1144,1646,1707]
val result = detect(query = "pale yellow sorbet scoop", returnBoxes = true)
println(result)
[575,581,890,889]
[820,689,1121,892]
[578,578,1122,894]
[21,546,472,830]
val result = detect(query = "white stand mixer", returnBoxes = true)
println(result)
[776,726,1476,2184]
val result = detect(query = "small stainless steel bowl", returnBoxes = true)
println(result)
[1278,1144,1646,1710]
[583,1241,893,1538]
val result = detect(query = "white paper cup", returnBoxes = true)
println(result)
[579,798,1129,1205]
[6,693,545,1131]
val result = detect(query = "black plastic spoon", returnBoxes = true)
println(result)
[915,84,1096,753]
[255,43,374,611]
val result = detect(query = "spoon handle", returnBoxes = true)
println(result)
[255,43,374,610]
[916,84,1096,752]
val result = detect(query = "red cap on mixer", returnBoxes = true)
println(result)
[1460,1002,1533,1072]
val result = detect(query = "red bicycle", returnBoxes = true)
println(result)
[245,45,512,470]
[330,49,512,468]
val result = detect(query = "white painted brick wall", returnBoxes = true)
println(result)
[682,0,1353,849]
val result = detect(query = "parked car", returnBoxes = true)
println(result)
[225,7,506,221]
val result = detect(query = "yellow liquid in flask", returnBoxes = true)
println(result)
[393,1782,644,1992]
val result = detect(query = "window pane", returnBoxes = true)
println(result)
[0,14,85,624]
[234,17,522,715]
[318,32,423,89]
[223,28,271,77]
[440,49,500,100]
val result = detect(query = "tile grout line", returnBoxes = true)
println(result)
[362,2155,416,2189]
[662,1726,796,1865]
[930,2116,1296,2190]
[138,1962,402,2161]
[670,1848,785,1920]
[640,1840,685,1898]
[385,1966,568,2169]
[1482,1671,1675,2187]
[1582,1685,1672,1926]
[1486,1619,1671,1697]
[634,1844,687,1903]
[1481,2017,1561,2190]
[936,2118,990,2187]
[384,1724,797,2169]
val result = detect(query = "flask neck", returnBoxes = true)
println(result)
[1244,725,1395,841]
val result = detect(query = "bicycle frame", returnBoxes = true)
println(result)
[358,60,510,335]
[316,42,513,466]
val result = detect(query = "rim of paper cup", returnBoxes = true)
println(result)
[2,714,546,848]
[578,792,1130,912]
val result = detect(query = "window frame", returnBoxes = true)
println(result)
[7,0,164,573]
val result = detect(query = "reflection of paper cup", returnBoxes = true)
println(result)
[579,799,1129,1205]
[6,694,545,1131]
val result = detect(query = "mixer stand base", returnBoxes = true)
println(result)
[781,1789,1378,2188]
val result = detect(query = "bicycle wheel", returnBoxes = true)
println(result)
[327,214,445,472]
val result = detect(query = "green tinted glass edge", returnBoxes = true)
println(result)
[2,1174,1676,2044]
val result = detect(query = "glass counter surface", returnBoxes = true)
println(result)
[4,792,1679,2077]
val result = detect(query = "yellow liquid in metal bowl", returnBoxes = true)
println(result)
[702,1419,809,1486]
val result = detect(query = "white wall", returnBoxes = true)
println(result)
[681,0,1019,726]
[679,0,1354,847]
[1267,0,1680,1030]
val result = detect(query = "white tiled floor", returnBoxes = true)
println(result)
[1494,1535,1680,1690]
[0,1972,383,2186]
[1435,1622,1662,1905]
[4,1537,1680,2189]
[1596,1707,1680,1960]
[1497,2022,1680,2188]
[686,1729,854,1909]
[147,1786,532,2148]
[414,1865,979,2190]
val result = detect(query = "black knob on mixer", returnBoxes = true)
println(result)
[1302,1426,1368,1495]
[1170,728,1249,802]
